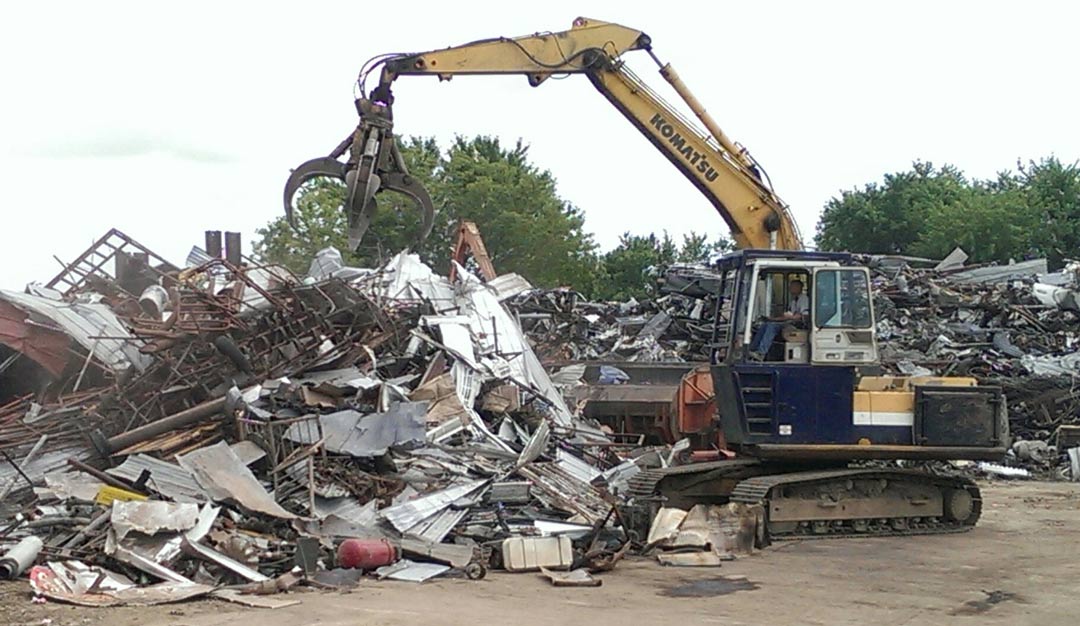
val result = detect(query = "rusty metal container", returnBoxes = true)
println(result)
[336,538,397,570]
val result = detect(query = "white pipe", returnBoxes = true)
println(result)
[0,535,43,579]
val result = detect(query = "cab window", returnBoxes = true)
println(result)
[814,269,872,328]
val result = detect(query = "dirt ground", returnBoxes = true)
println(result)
[2,481,1079,626]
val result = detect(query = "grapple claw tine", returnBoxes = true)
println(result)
[283,157,349,228]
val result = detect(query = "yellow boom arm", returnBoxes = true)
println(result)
[375,17,802,250]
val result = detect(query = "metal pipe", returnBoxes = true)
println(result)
[205,231,223,258]
[225,231,243,266]
[656,63,752,169]
[60,510,110,551]
[102,396,227,454]
[0,535,43,579]
[66,458,145,494]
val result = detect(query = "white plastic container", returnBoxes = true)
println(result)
[501,535,574,572]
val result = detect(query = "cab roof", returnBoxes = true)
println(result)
[715,249,854,272]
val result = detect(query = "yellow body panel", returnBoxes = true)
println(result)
[853,376,977,427]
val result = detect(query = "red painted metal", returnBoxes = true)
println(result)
[0,301,72,377]
[674,366,718,437]
[336,538,398,570]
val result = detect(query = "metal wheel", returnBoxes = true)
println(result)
[464,561,487,580]
[944,488,975,523]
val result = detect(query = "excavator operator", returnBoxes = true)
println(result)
[750,279,808,360]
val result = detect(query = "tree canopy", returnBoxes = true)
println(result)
[592,231,731,301]
[257,135,732,299]
[815,157,1080,267]
[259,135,1079,299]
[257,136,600,288]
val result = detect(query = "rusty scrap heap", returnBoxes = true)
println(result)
[0,230,666,606]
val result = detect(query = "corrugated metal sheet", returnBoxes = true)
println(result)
[379,479,487,533]
[107,454,206,503]
[0,290,150,372]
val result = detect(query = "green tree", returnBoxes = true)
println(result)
[816,162,971,255]
[593,231,730,301]
[1020,157,1080,268]
[815,157,1080,267]
[424,137,599,288]
[910,174,1036,263]
[255,136,599,287]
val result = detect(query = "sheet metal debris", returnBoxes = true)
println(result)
[0,232,675,608]
[374,559,450,582]
[540,566,602,587]
[177,442,297,520]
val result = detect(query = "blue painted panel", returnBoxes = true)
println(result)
[852,425,913,445]
[730,363,856,444]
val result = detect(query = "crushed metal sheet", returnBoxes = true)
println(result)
[977,462,1031,478]
[539,567,602,587]
[42,470,105,502]
[374,559,450,583]
[177,441,297,519]
[517,463,610,524]
[399,538,473,569]
[230,440,268,466]
[0,289,151,372]
[555,449,603,484]
[949,258,1047,284]
[284,401,428,457]
[404,506,468,544]
[292,366,379,391]
[488,480,531,504]
[486,273,533,302]
[532,520,594,539]
[29,561,212,606]
[312,496,376,524]
[303,513,386,539]
[657,552,724,567]
[180,536,269,582]
[111,501,199,541]
[104,533,195,584]
[515,421,549,468]
[646,508,688,546]
[211,588,302,609]
[103,504,218,570]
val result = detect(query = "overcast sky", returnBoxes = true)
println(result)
[1,1,1077,287]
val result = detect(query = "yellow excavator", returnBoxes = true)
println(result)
[286,18,1007,542]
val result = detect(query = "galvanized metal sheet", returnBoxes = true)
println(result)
[177,442,296,519]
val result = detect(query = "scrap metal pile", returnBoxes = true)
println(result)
[0,231,678,607]
[866,253,1080,479]
[508,264,723,363]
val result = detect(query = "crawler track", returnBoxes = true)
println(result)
[731,468,982,541]
[629,463,982,543]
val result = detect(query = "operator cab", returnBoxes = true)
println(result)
[708,249,1004,459]
[711,250,877,366]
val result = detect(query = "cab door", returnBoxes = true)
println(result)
[810,267,877,365]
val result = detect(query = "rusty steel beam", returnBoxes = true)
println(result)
[99,396,227,455]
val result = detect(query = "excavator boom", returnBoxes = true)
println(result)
[284,17,802,251]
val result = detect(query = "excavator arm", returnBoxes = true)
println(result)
[285,17,802,251]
